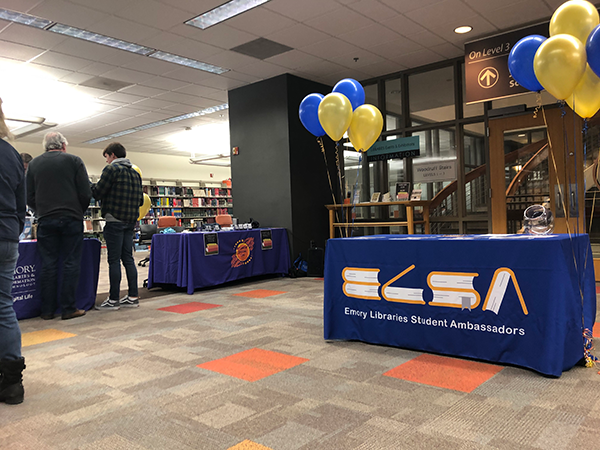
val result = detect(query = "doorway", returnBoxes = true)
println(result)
[488,107,584,234]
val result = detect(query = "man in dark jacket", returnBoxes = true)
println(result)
[26,132,92,320]
[0,98,26,404]
[92,142,143,310]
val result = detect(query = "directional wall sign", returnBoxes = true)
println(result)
[464,22,548,104]
[366,136,420,162]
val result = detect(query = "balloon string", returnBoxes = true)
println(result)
[335,142,346,237]
[350,153,362,237]
[543,103,591,365]
[318,137,343,235]
[533,92,542,119]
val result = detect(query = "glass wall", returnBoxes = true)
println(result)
[409,66,455,125]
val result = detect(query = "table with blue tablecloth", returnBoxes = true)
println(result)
[13,239,101,320]
[148,228,290,294]
[324,234,596,377]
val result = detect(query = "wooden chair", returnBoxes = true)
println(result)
[157,216,177,228]
[215,214,233,227]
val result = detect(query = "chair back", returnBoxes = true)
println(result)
[157,216,177,228]
[139,224,158,244]
[215,214,233,227]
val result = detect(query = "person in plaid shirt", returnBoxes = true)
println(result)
[92,143,143,311]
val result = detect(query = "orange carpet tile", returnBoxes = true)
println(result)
[228,440,273,450]
[22,329,76,347]
[198,348,308,382]
[384,353,503,393]
[233,289,286,298]
[158,302,222,314]
[594,322,600,338]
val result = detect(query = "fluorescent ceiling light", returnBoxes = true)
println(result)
[85,104,229,144]
[168,122,230,156]
[185,0,270,30]
[48,23,155,55]
[0,60,98,126]
[454,25,472,34]
[0,8,52,29]
[149,51,228,74]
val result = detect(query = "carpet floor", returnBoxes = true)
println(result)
[4,276,600,450]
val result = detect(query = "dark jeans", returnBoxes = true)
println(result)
[103,222,138,300]
[37,217,83,316]
[0,241,21,360]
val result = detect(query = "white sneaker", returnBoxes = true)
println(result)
[120,296,139,308]
[95,298,120,310]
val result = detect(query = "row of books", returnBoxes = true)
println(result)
[141,208,231,220]
[144,186,232,198]
[152,197,231,207]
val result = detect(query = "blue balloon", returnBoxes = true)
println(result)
[587,25,600,79]
[332,78,365,111]
[508,35,546,92]
[299,93,325,137]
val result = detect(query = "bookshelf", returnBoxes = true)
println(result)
[141,179,233,230]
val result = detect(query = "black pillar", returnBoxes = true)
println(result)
[228,74,337,260]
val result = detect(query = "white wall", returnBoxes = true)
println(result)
[13,141,231,183]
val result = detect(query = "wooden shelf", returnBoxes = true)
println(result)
[326,200,431,238]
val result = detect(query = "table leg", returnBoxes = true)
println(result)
[329,209,335,239]
[407,206,414,234]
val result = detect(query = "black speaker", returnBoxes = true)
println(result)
[306,245,324,277]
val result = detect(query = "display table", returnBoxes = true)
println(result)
[12,239,101,320]
[148,228,290,294]
[324,234,596,377]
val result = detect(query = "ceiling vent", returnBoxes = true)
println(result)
[230,38,292,60]
[80,76,133,92]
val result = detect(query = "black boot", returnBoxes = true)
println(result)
[0,357,25,405]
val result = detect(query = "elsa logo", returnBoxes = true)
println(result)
[342,265,528,315]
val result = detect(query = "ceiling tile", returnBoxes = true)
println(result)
[161,66,215,83]
[0,23,67,48]
[347,0,400,22]
[1,0,42,11]
[50,37,118,61]
[264,0,339,22]
[296,59,348,78]
[159,37,222,62]
[358,59,406,77]
[226,7,297,36]
[368,38,424,59]
[141,76,190,90]
[32,51,92,71]
[380,14,426,36]
[463,0,528,15]
[331,48,385,69]
[30,0,109,28]
[392,49,444,69]
[300,38,361,60]
[221,71,260,83]
[173,84,220,97]
[430,42,464,59]
[406,30,447,48]
[192,74,247,90]
[483,1,553,30]
[133,98,178,109]
[235,61,288,79]
[79,62,118,76]
[122,57,176,76]
[101,67,156,84]
[114,0,192,30]
[405,0,479,31]
[97,51,146,68]
[306,7,374,36]
[202,50,257,70]
[99,91,145,104]
[380,0,443,14]
[184,24,256,51]
[59,72,95,84]
[266,50,321,70]
[88,15,160,43]
[119,84,167,97]
[68,0,133,14]
[266,23,329,48]
[159,0,223,13]
[340,24,402,49]
[0,40,45,61]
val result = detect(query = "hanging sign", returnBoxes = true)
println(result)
[464,22,548,104]
[366,136,420,162]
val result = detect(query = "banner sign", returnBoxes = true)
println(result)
[464,22,548,104]
[366,136,420,162]
[261,229,273,250]
[204,233,219,256]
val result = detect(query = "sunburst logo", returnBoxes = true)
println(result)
[231,237,254,267]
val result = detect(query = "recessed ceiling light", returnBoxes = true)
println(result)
[454,25,472,34]
[0,8,53,29]
[149,51,229,74]
[85,104,229,144]
[185,0,270,30]
[48,23,155,55]
[517,134,526,137]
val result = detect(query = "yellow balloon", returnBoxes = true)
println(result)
[138,193,151,221]
[566,65,600,118]
[318,92,353,142]
[131,164,142,178]
[533,34,586,100]
[348,105,383,152]
[550,0,599,44]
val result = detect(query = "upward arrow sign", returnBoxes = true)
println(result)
[480,69,497,86]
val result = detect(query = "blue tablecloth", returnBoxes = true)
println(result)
[324,234,596,377]
[148,228,290,294]
[13,239,101,320]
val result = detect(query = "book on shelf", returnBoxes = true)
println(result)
[396,182,410,201]
[382,192,391,202]
[410,189,422,201]
[371,192,381,202]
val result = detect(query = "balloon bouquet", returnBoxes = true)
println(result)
[299,78,384,235]
[508,0,600,119]
[131,164,151,221]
